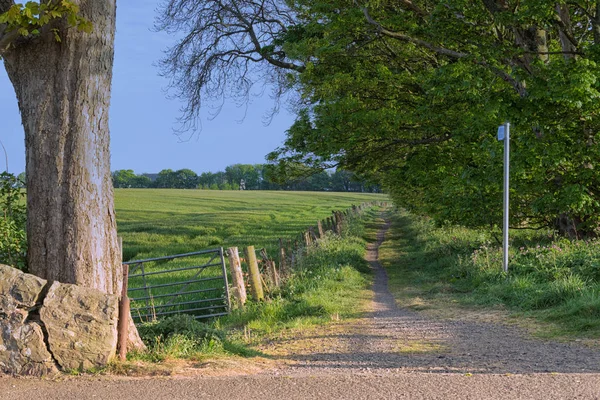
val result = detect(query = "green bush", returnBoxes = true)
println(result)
[0,172,27,271]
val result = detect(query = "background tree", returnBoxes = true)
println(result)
[113,169,138,188]
[154,169,176,188]
[112,170,152,188]
[130,174,152,188]
[225,164,262,189]
[172,168,199,189]
[198,171,216,189]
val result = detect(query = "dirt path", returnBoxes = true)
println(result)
[259,218,600,375]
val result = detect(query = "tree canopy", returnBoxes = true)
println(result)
[159,0,600,237]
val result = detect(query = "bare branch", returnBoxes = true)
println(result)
[156,0,304,131]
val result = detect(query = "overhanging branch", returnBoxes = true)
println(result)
[361,5,468,59]
[0,0,16,55]
[359,3,528,97]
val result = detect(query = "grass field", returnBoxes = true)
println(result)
[115,189,385,261]
[112,191,382,364]
[115,189,385,324]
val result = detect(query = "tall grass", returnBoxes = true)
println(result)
[380,208,600,337]
[221,229,370,338]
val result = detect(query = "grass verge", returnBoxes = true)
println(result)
[380,208,600,340]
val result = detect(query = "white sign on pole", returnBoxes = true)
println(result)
[497,125,505,141]
[498,123,510,273]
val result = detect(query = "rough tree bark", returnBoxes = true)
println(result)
[1,0,144,350]
[3,0,119,293]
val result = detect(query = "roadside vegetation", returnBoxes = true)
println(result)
[379,208,600,339]
[0,172,26,271]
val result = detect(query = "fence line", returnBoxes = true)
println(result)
[226,201,388,307]
[118,201,388,357]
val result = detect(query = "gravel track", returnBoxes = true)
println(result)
[266,219,600,376]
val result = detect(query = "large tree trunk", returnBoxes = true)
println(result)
[3,1,120,294]
[2,0,145,350]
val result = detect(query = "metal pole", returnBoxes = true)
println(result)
[503,122,510,273]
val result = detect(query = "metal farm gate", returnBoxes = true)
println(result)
[124,248,230,324]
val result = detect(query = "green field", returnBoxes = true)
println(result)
[115,189,385,323]
[115,189,385,261]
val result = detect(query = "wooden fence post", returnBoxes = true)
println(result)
[331,213,338,234]
[291,239,297,269]
[279,238,286,275]
[227,247,247,307]
[244,246,264,301]
[309,226,318,243]
[270,259,279,287]
[261,248,280,288]
[117,236,129,361]
[304,231,311,247]
[337,211,343,233]
[317,220,324,238]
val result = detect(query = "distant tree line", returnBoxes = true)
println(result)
[111,164,380,192]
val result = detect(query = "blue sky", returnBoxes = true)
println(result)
[0,0,295,175]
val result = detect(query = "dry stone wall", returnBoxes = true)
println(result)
[0,264,118,376]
